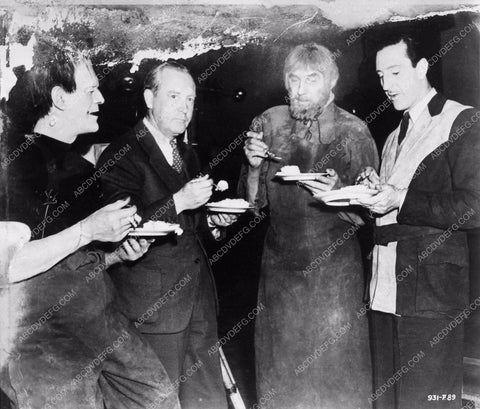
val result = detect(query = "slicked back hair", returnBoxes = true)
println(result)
[374,32,426,67]
[144,60,192,94]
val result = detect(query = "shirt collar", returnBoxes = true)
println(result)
[143,117,189,145]
[143,117,173,146]
[407,88,436,123]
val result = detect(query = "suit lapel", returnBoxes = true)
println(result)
[178,139,201,180]
[135,122,185,193]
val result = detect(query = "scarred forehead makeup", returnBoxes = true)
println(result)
[76,62,100,89]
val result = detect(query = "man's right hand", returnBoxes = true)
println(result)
[244,131,268,169]
[173,175,213,214]
[356,166,380,190]
[81,197,137,243]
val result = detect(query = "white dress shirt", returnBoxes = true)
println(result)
[143,118,223,239]
[401,88,437,144]
[143,117,175,166]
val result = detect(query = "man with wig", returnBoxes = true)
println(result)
[1,39,179,409]
[241,43,378,408]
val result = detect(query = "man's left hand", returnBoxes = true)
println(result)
[105,237,154,267]
[118,238,153,261]
[351,184,407,215]
[310,168,342,192]
[209,213,239,227]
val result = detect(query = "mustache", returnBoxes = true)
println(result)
[288,98,325,121]
[289,96,311,103]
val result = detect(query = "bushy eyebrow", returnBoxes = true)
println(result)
[288,72,321,79]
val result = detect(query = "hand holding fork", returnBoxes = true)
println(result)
[243,130,282,168]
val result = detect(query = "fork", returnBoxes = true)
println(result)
[261,151,283,162]
[192,173,227,190]
[245,135,282,162]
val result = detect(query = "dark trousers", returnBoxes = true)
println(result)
[5,307,179,409]
[370,311,464,409]
[142,267,227,409]
[1,254,179,409]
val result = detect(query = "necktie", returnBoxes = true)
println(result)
[397,112,410,145]
[170,139,183,173]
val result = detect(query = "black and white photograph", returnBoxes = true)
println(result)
[0,1,479,408]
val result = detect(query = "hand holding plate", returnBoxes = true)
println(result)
[118,238,152,261]
[209,213,239,227]
[313,168,342,191]
[351,184,406,214]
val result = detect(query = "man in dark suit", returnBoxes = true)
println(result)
[98,61,237,409]
[355,32,480,408]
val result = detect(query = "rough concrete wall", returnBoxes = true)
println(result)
[1,3,479,69]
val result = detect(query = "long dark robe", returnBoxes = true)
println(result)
[239,104,378,409]
[1,133,179,409]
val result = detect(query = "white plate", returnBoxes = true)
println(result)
[128,230,171,236]
[275,172,328,181]
[316,196,372,207]
[298,180,329,194]
[313,186,378,206]
[205,205,253,214]
[128,224,180,237]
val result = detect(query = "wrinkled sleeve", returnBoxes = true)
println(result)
[343,122,379,185]
[338,121,379,225]
[237,113,271,214]
[99,141,178,223]
[0,222,31,285]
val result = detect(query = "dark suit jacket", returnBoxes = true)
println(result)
[98,121,215,333]
[374,95,480,317]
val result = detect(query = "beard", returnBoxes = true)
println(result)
[288,92,332,121]
[289,99,324,121]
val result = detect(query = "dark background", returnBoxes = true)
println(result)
[86,12,480,407]
[2,10,480,408]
